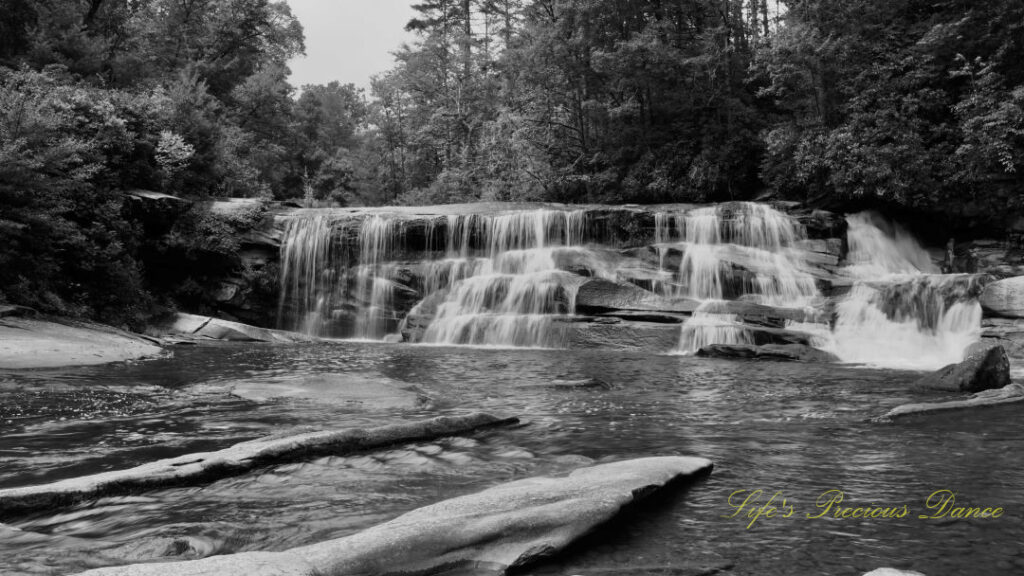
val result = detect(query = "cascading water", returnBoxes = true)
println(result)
[278,208,593,346]
[413,210,587,347]
[826,212,983,370]
[275,203,984,366]
[655,203,822,353]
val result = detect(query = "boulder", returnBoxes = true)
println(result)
[696,344,838,363]
[863,570,926,576]
[0,413,517,517]
[74,456,713,576]
[913,342,1010,393]
[156,313,318,343]
[877,383,1024,421]
[575,279,698,314]
[980,276,1024,318]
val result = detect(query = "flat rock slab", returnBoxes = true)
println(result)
[158,313,319,343]
[75,456,713,576]
[0,413,516,517]
[878,383,1024,421]
[0,318,163,369]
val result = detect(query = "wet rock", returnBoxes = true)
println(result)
[596,311,688,324]
[569,322,681,351]
[913,342,1010,393]
[0,318,163,370]
[546,377,615,390]
[980,276,1024,318]
[697,300,828,329]
[575,279,698,314]
[878,383,1024,421]
[696,343,838,363]
[0,413,518,517]
[863,569,927,576]
[153,313,319,343]
[74,456,713,576]
[981,318,1024,359]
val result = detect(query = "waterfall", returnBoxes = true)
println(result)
[827,212,983,370]
[416,210,586,347]
[658,203,821,353]
[275,203,985,365]
[278,208,589,346]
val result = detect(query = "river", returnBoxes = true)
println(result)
[2,342,1022,575]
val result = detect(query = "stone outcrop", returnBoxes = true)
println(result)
[0,413,517,517]
[696,343,839,363]
[575,278,699,314]
[913,342,1010,393]
[980,275,1024,318]
[878,383,1024,421]
[73,456,713,576]
[568,321,681,351]
[0,318,163,370]
[150,313,319,343]
[981,317,1024,359]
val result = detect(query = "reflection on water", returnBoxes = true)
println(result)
[2,343,1024,575]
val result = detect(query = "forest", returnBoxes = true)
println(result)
[1,0,1022,326]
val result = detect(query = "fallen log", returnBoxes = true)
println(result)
[0,413,518,517]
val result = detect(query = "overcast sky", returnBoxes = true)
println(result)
[284,1,417,91]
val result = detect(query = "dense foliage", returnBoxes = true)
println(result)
[1,0,1022,325]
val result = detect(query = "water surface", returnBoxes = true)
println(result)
[1,343,1022,575]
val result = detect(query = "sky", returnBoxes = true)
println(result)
[284,1,417,91]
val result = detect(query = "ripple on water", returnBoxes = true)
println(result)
[0,343,1021,575]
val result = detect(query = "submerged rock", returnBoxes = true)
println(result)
[913,342,1010,393]
[878,383,1024,421]
[0,413,517,517]
[696,343,838,363]
[980,275,1024,318]
[863,569,927,576]
[153,313,319,343]
[74,456,713,576]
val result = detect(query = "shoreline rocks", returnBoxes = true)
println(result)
[73,456,713,576]
[0,413,517,517]
[0,318,163,370]
[150,313,319,343]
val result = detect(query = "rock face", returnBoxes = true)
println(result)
[878,383,1024,421]
[980,276,1024,318]
[0,318,163,370]
[696,343,839,363]
[74,456,713,576]
[575,278,699,314]
[0,413,516,517]
[152,313,318,343]
[913,343,1010,393]
[568,321,681,351]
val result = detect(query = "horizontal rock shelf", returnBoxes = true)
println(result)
[0,413,517,517]
[74,456,713,576]
[697,343,838,363]
[154,313,320,343]
[877,383,1024,421]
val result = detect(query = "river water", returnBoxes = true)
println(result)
[2,342,1022,575]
